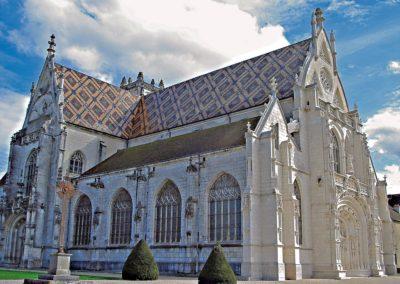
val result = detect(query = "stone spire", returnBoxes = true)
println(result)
[47,34,56,55]
[128,77,132,84]
[330,30,338,74]
[150,79,155,86]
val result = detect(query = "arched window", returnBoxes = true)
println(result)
[73,195,92,246]
[154,181,181,243]
[25,150,38,196]
[69,151,84,174]
[209,173,241,242]
[332,133,340,173]
[294,180,303,245]
[110,190,132,245]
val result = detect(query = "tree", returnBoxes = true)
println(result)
[198,243,237,284]
[122,239,159,280]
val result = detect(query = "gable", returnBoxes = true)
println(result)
[56,64,141,138]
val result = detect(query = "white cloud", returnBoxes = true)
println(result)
[388,61,400,74]
[0,88,30,147]
[364,107,400,160]
[327,0,368,21]
[377,165,400,194]
[8,0,290,85]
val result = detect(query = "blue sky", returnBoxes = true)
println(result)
[0,0,399,192]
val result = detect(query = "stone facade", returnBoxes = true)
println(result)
[0,9,396,280]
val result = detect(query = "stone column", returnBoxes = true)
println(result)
[39,180,78,282]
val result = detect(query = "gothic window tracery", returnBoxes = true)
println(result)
[110,190,132,245]
[208,173,241,242]
[69,151,84,174]
[73,195,92,246]
[154,181,181,243]
[294,180,303,245]
[25,150,38,196]
[332,132,340,173]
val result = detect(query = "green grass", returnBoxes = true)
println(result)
[0,269,120,280]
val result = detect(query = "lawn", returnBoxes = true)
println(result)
[0,269,120,280]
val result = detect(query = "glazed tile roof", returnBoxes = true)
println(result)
[56,38,311,139]
[129,38,312,138]
[83,117,259,176]
[56,64,140,138]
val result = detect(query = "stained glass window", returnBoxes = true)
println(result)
[69,151,84,174]
[110,190,132,245]
[154,181,181,243]
[209,174,241,242]
[73,195,92,246]
[25,150,37,196]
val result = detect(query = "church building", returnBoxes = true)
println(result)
[0,8,396,280]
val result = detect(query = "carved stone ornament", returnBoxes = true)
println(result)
[54,205,62,225]
[320,67,333,93]
[185,196,198,219]
[88,177,104,189]
[134,201,145,223]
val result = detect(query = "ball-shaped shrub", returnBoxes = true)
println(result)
[122,239,159,280]
[198,243,237,284]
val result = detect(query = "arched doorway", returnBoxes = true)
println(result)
[7,217,26,265]
[338,203,369,276]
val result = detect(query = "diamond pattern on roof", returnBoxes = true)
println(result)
[129,38,311,138]
[56,64,140,138]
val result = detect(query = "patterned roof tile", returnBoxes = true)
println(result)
[56,64,140,138]
[129,38,311,138]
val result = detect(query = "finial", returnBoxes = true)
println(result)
[150,79,155,86]
[315,8,324,29]
[159,79,164,89]
[330,30,336,45]
[137,71,144,81]
[58,72,65,90]
[354,102,358,111]
[47,34,56,55]
[30,82,36,94]
[120,76,127,87]
[128,77,132,84]
[247,121,252,132]
[269,76,278,98]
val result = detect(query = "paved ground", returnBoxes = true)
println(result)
[0,268,399,284]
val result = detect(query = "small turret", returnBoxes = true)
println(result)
[120,76,127,87]
[128,77,132,84]
[269,76,278,98]
[137,71,144,81]
[159,79,164,90]
[150,79,155,86]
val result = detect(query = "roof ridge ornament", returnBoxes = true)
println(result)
[47,34,56,55]
[159,79,164,89]
[315,8,324,29]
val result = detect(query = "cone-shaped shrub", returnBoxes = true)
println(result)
[198,243,237,284]
[122,239,159,280]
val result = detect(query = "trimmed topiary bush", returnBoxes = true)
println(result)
[122,239,159,280]
[198,243,237,284]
